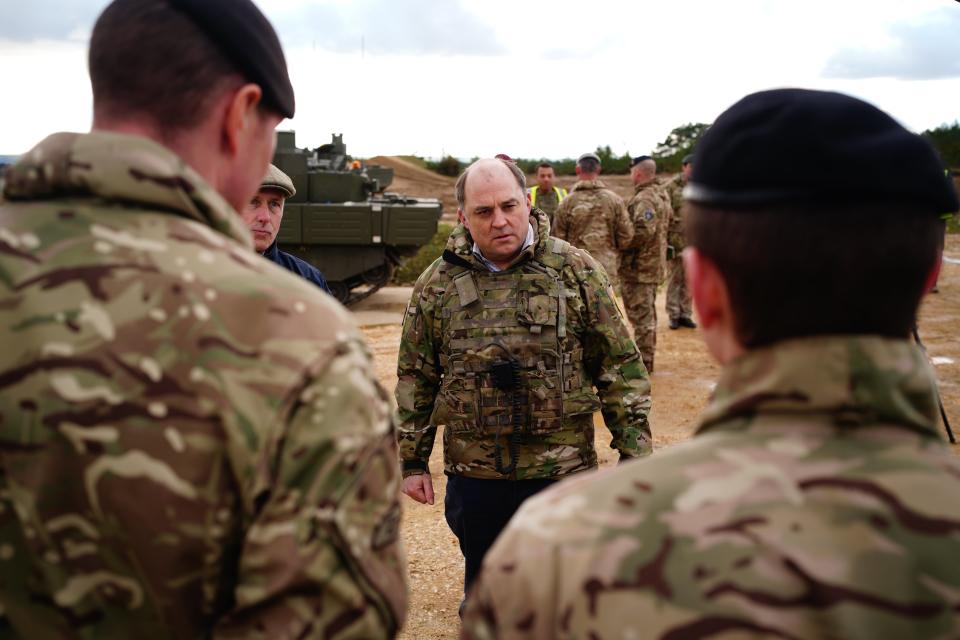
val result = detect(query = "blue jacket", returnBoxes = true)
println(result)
[263,241,331,294]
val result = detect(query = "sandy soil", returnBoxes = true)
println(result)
[359,236,960,639]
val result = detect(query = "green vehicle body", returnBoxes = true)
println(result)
[272,131,441,304]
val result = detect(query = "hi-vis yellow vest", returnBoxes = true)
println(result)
[529,185,567,206]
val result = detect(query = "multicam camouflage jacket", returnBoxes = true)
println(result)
[552,180,632,288]
[620,180,673,284]
[666,173,688,253]
[395,210,651,481]
[463,336,960,640]
[0,131,407,639]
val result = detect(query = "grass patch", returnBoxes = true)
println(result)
[947,212,959,234]
[394,223,455,285]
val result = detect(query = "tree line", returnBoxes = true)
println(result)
[424,123,710,177]
[424,120,960,177]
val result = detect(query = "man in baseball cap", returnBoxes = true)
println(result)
[463,88,960,638]
[553,150,634,289]
[242,164,331,293]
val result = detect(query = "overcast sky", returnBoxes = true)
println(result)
[1,0,958,160]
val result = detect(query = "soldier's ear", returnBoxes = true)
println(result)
[222,83,264,156]
[685,248,720,328]
[923,251,942,294]
[458,208,469,230]
[686,248,743,364]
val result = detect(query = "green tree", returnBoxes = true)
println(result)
[923,122,960,168]
[653,122,710,172]
[426,155,462,177]
[594,145,633,174]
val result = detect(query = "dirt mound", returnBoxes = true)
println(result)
[368,156,455,188]
[369,156,458,218]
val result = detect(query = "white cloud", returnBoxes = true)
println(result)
[823,7,960,80]
[263,0,505,56]
[0,0,101,42]
[1,0,958,161]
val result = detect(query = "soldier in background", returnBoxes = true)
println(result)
[665,153,697,329]
[241,163,331,293]
[463,89,960,639]
[396,158,651,612]
[620,156,673,372]
[0,0,406,636]
[528,162,567,227]
[553,152,633,289]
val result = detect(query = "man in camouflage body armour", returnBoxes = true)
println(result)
[620,156,673,372]
[553,153,633,289]
[396,158,651,595]
[665,154,696,328]
[0,1,406,637]
[463,90,960,638]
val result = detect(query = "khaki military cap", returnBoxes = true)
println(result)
[578,152,601,164]
[260,164,296,198]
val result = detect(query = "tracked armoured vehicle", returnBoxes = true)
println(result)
[272,131,442,304]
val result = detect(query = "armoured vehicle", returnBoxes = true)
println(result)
[272,131,442,304]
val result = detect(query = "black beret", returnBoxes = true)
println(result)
[168,0,295,119]
[630,155,653,167]
[685,88,958,214]
[681,154,694,165]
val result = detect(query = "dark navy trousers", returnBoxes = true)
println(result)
[444,474,555,592]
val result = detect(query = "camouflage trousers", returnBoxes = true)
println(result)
[666,258,692,321]
[622,281,657,372]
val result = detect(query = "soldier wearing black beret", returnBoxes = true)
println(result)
[463,88,960,639]
[0,0,407,637]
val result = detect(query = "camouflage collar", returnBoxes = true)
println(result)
[633,180,657,194]
[2,131,253,249]
[444,209,551,272]
[698,336,941,439]
[570,179,607,193]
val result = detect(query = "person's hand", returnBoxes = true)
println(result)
[402,473,435,505]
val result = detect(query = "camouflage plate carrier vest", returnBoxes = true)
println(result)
[434,238,599,473]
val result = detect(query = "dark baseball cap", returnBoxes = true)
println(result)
[684,88,958,213]
[168,0,295,119]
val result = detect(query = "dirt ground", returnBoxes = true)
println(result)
[358,236,960,640]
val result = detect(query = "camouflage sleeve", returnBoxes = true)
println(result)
[462,516,559,639]
[214,336,407,639]
[552,197,570,240]
[612,194,634,250]
[576,262,652,458]
[394,262,442,477]
[626,193,659,250]
[667,196,685,251]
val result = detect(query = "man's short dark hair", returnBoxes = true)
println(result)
[578,157,600,174]
[89,0,243,136]
[686,202,941,347]
[537,162,554,171]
